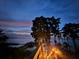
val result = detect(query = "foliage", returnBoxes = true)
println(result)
[31,16,60,47]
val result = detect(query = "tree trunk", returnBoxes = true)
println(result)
[72,39,77,53]
[54,35,57,45]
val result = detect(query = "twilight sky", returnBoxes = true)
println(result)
[0,0,79,22]
[0,0,79,45]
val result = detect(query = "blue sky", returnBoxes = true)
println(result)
[0,0,79,29]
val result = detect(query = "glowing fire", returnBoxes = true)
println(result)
[33,43,70,59]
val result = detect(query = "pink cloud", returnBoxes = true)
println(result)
[0,20,32,26]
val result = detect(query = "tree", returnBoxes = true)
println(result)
[0,28,9,59]
[62,23,79,53]
[31,16,51,48]
[47,16,60,44]
[31,16,61,48]
[0,29,8,45]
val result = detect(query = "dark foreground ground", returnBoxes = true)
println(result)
[0,44,79,59]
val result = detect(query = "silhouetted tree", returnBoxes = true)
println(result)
[0,29,8,45]
[0,28,22,58]
[31,16,61,48]
[62,23,79,53]
[0,28,9,59]
[47,16,60,44]
[31,16,51,48]
[62,42,70,54]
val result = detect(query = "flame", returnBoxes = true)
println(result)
[33,43,70,59]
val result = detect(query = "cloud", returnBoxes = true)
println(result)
[0,20,32,26]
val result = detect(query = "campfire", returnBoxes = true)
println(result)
[33,43,69,59]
